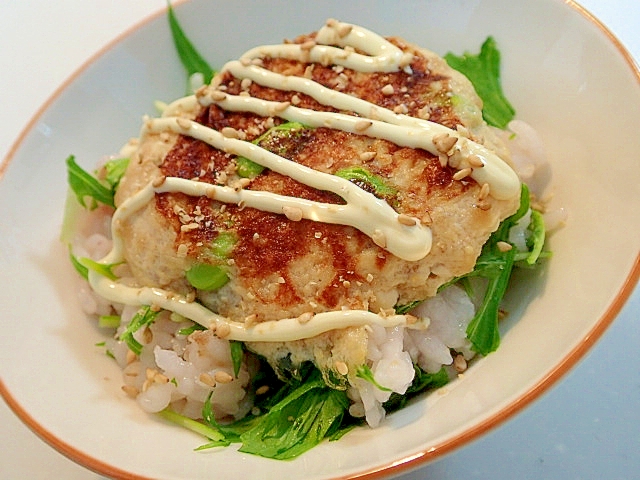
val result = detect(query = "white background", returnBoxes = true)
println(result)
[0,1,638,479]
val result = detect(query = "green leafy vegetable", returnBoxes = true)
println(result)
[230,341,244,378]
[524,209,545,265]
[159,408,228,444]
[66,155,115,209]
[68,246,89,279]
[384,366,449,412]
[457,184,531,355]
[237,369,349,459]
[335,166,397,199]
[445,37,515,129]
[103,157,129,191]
[167,4,215,89]
[185,263,229,290]
[119,306,159,355]
[355,365,391,392]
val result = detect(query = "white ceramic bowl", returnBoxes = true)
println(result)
[1,1,638,479]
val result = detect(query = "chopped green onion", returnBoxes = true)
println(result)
[335,166,397,198]
[65,155,114,209]
[236,122,311,178]
[98,315,121,329]
[177,323,207,336]
[210,231,237,258]
[185,263,229,290]
[236,157,265,179]
[230,341,244,378]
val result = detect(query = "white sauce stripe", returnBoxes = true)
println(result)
[88,270,428,342]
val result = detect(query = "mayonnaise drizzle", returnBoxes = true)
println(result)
[89,19,521,343]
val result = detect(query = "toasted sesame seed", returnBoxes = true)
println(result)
[405,314,419,325]
[335,360,349,376]
[214,371,234,384]
[366,273,374,283]
[353,119,372,132]
[273,101,291,113]
[240,78,252,91]
[199,372,217,387]
[497,241,513,252]
[453,354,468,373]
[152,175,166,188]
[283,205,303,221]
[303,64,314,79]
[300,39,316,51]
[126,350,137,365]
[393,103,409,114]
[476,200,492,211]
[452,167,472,181]
[176,117,191,131]
[297,312,314,324]
[337,23,353,37]
[180,222,199,232]
[381,84,395,96]
[209,89,227,101]
[121,385,138,398]
[359,151,376,161]
[478,183,491,201]
[468,154,484,168]
[215,322,231,339]
[433,133,458,154]
[221,127,240,138]
[314,231,322,239]
[277,276,286,284]
[397,214,417,226]
[291,94,301,105]
[154,373,169,384]
[256,385,270,395]
[372,229,387,248]
[342,280,351,288]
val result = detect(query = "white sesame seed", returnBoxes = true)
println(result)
[381,84,395,96]
[335,361,349,376]
[452,167,472,181]
[214,371,234,384]
[283,205,303,221]
[176,118,191,131]
[354,119,373,132]
[397,214,417,226]
[497,241,513,252]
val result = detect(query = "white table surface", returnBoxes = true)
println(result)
[0,1,637,479]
